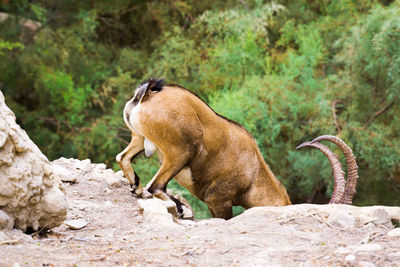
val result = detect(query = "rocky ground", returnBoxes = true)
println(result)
[0,158,400,267]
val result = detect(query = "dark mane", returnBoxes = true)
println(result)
[140,78,165,92]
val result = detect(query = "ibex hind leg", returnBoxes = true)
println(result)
[205,196,233,219]
[116,134,145,196]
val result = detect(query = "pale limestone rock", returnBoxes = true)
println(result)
[0,90,67,231]
[388,228,400,237]
[356,243,382,252]
[74,159,92,173]
[115,170,130,184]
[103,169,122,187]
[0,210,12,230]
[389,251,400,258]
[94,163,107,170]
[345,254,355,262]
[0,230,7,242]
[41,186,67,215]
[104,201,113,208]
[137,198,183,229]
[371,208,391,226]
[327,211,355,229]
[115,170,124,177]
[334,247,353,255]
[120,177,129,184]
[52,164,76,183]
[65,219,88,230]
[358,261,376,267]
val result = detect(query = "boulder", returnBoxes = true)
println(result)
[0,90,67,231]
[137,198,182,229]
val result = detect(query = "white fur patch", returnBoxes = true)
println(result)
[123,82,149,135]
[144,138,157,157]
[128,103,143,136]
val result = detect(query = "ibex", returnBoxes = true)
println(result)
[116,78,358,219]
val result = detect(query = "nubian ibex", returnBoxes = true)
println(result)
[116,78,358,219]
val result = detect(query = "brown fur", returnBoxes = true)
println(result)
[117,84,291,219]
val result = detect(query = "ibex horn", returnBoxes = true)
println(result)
[311,135,358,204]
[296,141,346,204]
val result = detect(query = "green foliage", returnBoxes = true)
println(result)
[1,0,399,219]
[0,39,24,55]
[328,3,400,204]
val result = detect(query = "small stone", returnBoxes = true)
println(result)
[372,208,391,226]
[364,222,375,229]
[52,164,76,183]
[388,228,400,237]
[0,195,9,206]
[328,211,355,229]
[94,163,107,170]
[137,199,182,229]
[120,177,129,184]
[11,228,32,242]
[389,251,400,258]
[12,263,21,267]
[74,159,92,173]
[356,243,382,252]
[65,219,87,230]
[115,170,124,177]
[345,254,355,262]
[358,261,376,267]
[104,201,113,208]
[181,204,193,219]
[334,247,352,255]
[0,230,7,242]
[104,175,121,188]
[0,210,12,229]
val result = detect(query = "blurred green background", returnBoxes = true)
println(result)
[1,0,399,218]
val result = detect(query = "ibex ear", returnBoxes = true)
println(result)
[147,78,165,92]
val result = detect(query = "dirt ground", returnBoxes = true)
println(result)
[1,159,399,267]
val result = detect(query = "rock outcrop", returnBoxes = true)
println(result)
[0,90,67,231]
[0,153,399,266]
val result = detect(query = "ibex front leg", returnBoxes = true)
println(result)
[116,133,145,196]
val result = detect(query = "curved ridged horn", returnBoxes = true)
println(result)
[311,135,358,204]
[296,141,346,204]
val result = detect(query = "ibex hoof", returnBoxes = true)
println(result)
[130,184,146,198]
[130,190,142,198]
[177,205,194,220]
[141,189,153,199]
